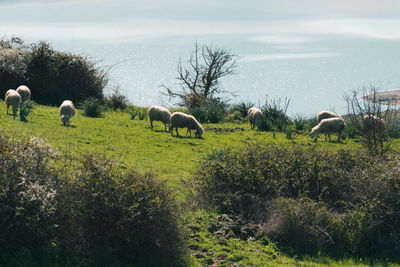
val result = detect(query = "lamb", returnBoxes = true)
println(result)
[170,112,204,138]
[248,107,263,130]
[59,100,75,126]
[148,106,171,132]
[362,114,386,136]
[16,85,31,103]
[5,89,22,119]
[310,117,345,142]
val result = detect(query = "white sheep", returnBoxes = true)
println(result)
[5,89,22,119]
[148,106,171,132]
[248,107,263,130]
[170,112,204,138]
[310,117,345,142]
[59,100,75,126]
[362,114,386,136]
[316,111,342,140]
[16,85,31,103]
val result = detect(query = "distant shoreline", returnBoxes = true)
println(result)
[365,88,400,105]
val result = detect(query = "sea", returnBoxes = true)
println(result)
[2,1,400,116]
[50,35,400,117]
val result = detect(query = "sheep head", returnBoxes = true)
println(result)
[309,127,319,139]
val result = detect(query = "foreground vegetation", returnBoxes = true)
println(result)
[1,100,400,266]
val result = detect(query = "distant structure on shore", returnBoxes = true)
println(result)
[364,88,400,105]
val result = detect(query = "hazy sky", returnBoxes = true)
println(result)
[1,0,400,43]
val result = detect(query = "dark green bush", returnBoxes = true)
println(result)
[229,101,253,118]
[0,137,57,261]
[193,145,358,214]
[387,119,400,138]
[343,119,361,139]
[0,38,107,105]
[106,87,129,111]
[0,135,185,266]
[189,100,227,123]
[81,97,104,117]
[259,97,290,131]
[56,155,184,266]
[293,114,307,131]
[192,144,400,259]
[264,198,348,254]
[19,100,34,122]
[224,110,246,123]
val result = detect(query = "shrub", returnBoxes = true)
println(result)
[285,125,294,139]
[292,114,307,131]
[128,107,147,120]
[0,38,107,105]
[189,99,227,123]
[229,101,253,118]
[0,137,57,260]
[0,135,186,265]
[224,110,246,123]
[19,100,34,122]
[192,145,358,215]
[81,97,104,117]
[106,87,129,111]
[192,144,400,259]
[342,119,361,139]
[264,198,347,254]
[129,108,138,120]
[137,108,148,120]
[259,97,290,131]
[56,155,184,266]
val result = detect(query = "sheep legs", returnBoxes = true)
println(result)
[186,129,192,137]
[171,127,180,137]
[150,120,153,129]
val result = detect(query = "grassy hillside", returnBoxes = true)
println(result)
[0,101,361,184]
[1,101,399,266]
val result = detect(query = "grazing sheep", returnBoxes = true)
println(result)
[5,89,22,119]
[316,111,342,140]
[148,106,171,132]
[363,114,386,136]
[170,112,204,138]
[16,85,31,103]
[248,107,263,130]
[59,100,75,126]
[310,117,345,142]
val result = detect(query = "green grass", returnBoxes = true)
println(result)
[0,101,364,185]
[1,101,399,266]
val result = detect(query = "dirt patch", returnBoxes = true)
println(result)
[206,127,245,134]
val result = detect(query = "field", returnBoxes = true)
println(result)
[1,101,399,266]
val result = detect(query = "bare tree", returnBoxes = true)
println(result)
[344,85,399,156]
[162,42,238,109]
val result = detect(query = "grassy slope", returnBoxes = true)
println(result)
[0,101,397,266]
[0,102,360,185]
